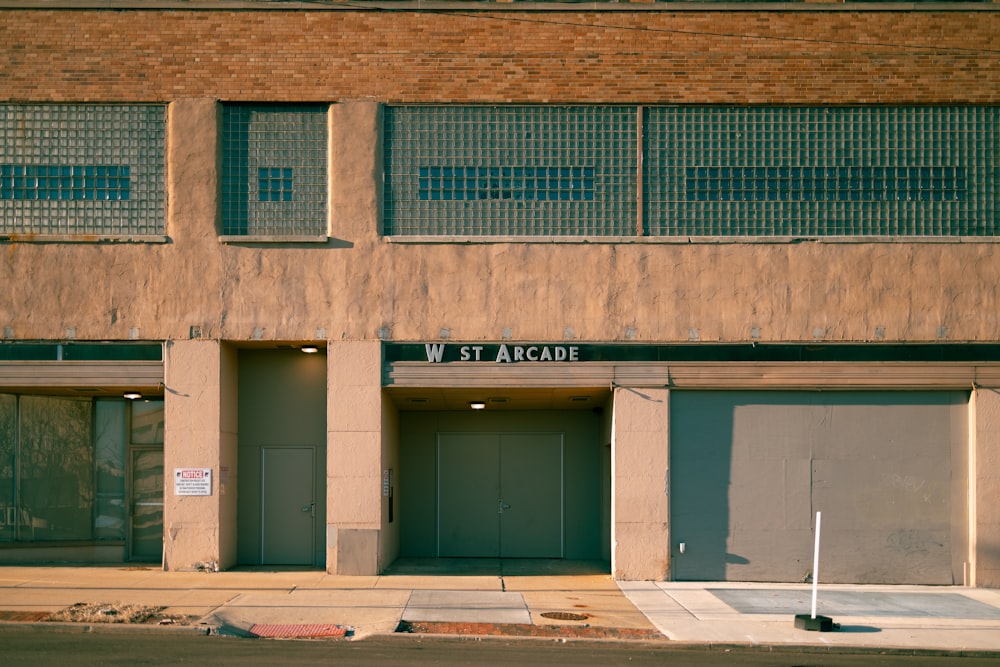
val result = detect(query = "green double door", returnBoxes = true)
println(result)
[437,433,564,558]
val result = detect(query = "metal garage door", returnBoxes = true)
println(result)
[669,391,967,584]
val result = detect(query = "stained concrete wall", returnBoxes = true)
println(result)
[327,341,383,575]
[612,387,670,580]
[5,99,1000,345]
[163,339,230,571]
[973,389,1000,587]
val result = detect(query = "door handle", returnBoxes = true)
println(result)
[498,499,511,514]
[301,503,315,515]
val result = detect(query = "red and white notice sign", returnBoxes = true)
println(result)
[174,468,213,496]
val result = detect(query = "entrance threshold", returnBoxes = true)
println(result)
[384,558,610,577]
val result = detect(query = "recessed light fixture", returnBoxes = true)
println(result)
[123,391,142,400]
[301,345,319,354]
[469,401,486,410]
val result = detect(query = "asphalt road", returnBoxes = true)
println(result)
[1,625,998,667]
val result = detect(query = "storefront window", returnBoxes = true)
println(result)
[0,394,14,541]
[18,396,94,541]
[130,400,164,445]
[0,394,158,545]
[94,399,127,540]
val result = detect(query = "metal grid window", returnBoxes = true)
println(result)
[0,105,165,236]
[384,106,636,236]
[222,105,328,237]
[419,166,595,202]
[685,166,967,204]
[646,107,998,237]
[1,165,131,202]
[258,168,294,202]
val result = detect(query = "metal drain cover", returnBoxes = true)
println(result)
[540,611,589,621]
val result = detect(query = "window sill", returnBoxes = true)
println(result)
[0,234,169,244]
[219,235,329,244]
[385,234,1000,244]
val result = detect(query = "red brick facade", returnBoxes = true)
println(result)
[1,7,998,104]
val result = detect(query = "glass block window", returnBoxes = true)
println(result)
[258,168,294,202]
[384,106,636,236]
[646,107,998,237]
[0,105,165,236]
[222,105,328,236]
[419,166,595,202]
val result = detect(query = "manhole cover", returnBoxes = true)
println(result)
[540,611,589,621]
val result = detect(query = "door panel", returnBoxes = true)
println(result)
[438,434,499,557]
[500,434,563,557]
[261,446,315,565]
[437,432,563,558]
[130,448,164,562]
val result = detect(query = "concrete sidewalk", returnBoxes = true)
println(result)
[621,580,1000,653]
[0,561,999,653]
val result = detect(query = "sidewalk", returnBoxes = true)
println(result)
[0,561,999,654]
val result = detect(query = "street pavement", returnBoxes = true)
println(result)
[0,559,998,654]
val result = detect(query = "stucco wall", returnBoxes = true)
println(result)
[163,339,226,571]
[974,388,1000,587]
[3,99,1000,346]
[612,386,670,580]
[327,340,383,575]
[1,8,999,347]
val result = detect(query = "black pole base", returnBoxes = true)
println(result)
[794,614,838,632]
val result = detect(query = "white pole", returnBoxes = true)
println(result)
[811,511,822,619]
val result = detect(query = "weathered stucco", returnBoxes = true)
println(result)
[163,339,231,571]
[612,387,670,580]
[4,99,1000,346]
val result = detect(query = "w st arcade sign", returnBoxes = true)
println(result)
[423,343,580,364]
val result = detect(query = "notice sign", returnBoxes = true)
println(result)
[174,468,212,496]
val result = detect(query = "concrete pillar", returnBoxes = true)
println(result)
[163,339,234,571]
[611,386,670,580]
[973,387,1000,587]
[327,340,383,575]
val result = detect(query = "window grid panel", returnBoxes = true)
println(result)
[384,106,636,236]
[645,107,997,237]
[222,105,327,236]
[1,165,131,201]
[0,105,165,236]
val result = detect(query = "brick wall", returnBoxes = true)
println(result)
[1,8,997,104]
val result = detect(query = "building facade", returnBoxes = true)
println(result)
[1,0,1000,586]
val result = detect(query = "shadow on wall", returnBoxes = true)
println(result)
[669,393,735,581]
[669,391,965,584]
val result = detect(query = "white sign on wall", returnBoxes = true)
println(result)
[174,468,212,496]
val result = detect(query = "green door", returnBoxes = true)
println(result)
[437,433,563,558]
[261,446,315,565]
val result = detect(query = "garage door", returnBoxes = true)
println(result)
[669,391,967,584]
[437,433,563,558]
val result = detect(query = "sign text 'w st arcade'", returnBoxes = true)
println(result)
[424,343,581,364]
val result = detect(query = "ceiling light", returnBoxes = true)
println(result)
[469,401,486,410]
[123,391,142,400]
[301,346,319,354]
